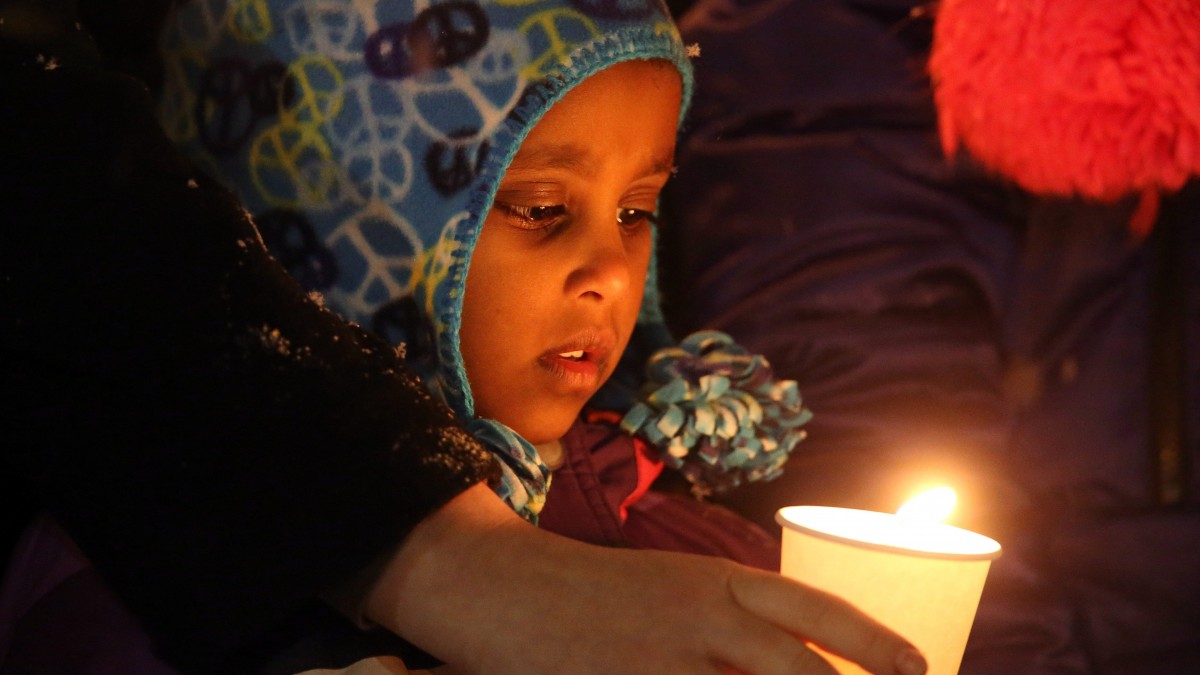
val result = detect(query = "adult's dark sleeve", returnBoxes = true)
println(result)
[0,10,495,672]
[666,0,1087,671]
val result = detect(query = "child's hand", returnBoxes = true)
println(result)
[365,484,926,675]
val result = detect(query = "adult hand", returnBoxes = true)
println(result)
[366,484,926,675]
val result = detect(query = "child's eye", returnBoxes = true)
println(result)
[616,208,658,230]
[497,203,567,230]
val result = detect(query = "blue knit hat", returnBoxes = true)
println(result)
[160,0,807,521]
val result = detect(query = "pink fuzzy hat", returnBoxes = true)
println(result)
[930,0,1200,233]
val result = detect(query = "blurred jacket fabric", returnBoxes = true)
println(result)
[667,0,1200,672]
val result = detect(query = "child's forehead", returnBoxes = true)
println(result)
[502,60,682,178]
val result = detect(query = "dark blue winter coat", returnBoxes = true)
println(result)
[667,0,1200,672]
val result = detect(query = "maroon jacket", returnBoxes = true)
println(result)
[541,411,781,572]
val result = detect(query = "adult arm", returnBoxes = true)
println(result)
[367,482,927,675]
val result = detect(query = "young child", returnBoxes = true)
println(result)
[1,1,812,672]
[159,0,810,578]
[2,1,936,672]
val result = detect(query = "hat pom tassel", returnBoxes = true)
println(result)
[620,331,812,497]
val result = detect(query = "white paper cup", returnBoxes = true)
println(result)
[777,505,1001,675]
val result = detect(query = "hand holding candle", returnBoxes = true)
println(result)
[777,487,1001,675]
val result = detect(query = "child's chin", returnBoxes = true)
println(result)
[511,408,581,447]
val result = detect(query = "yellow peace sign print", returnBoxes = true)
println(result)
[229,0,272,43]
[517,8,601,80]
[280,55,345,127]
[249,121,340,208]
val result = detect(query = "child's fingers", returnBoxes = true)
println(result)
[711,615,841,675]
[726,569,927,675]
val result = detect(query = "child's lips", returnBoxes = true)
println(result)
[538,330,615,386]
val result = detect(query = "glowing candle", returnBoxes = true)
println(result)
[777,488,1001,675]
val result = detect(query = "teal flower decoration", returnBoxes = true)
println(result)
[621,331,813,496]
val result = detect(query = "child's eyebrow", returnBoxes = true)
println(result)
[508,144,676,179]
[642,149,676,177]
[508,143,598,176]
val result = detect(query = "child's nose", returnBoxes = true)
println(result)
[565,214,633,302]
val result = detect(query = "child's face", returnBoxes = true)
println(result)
[459,59,682,444]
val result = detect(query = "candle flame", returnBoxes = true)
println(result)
[896,486,957,522]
